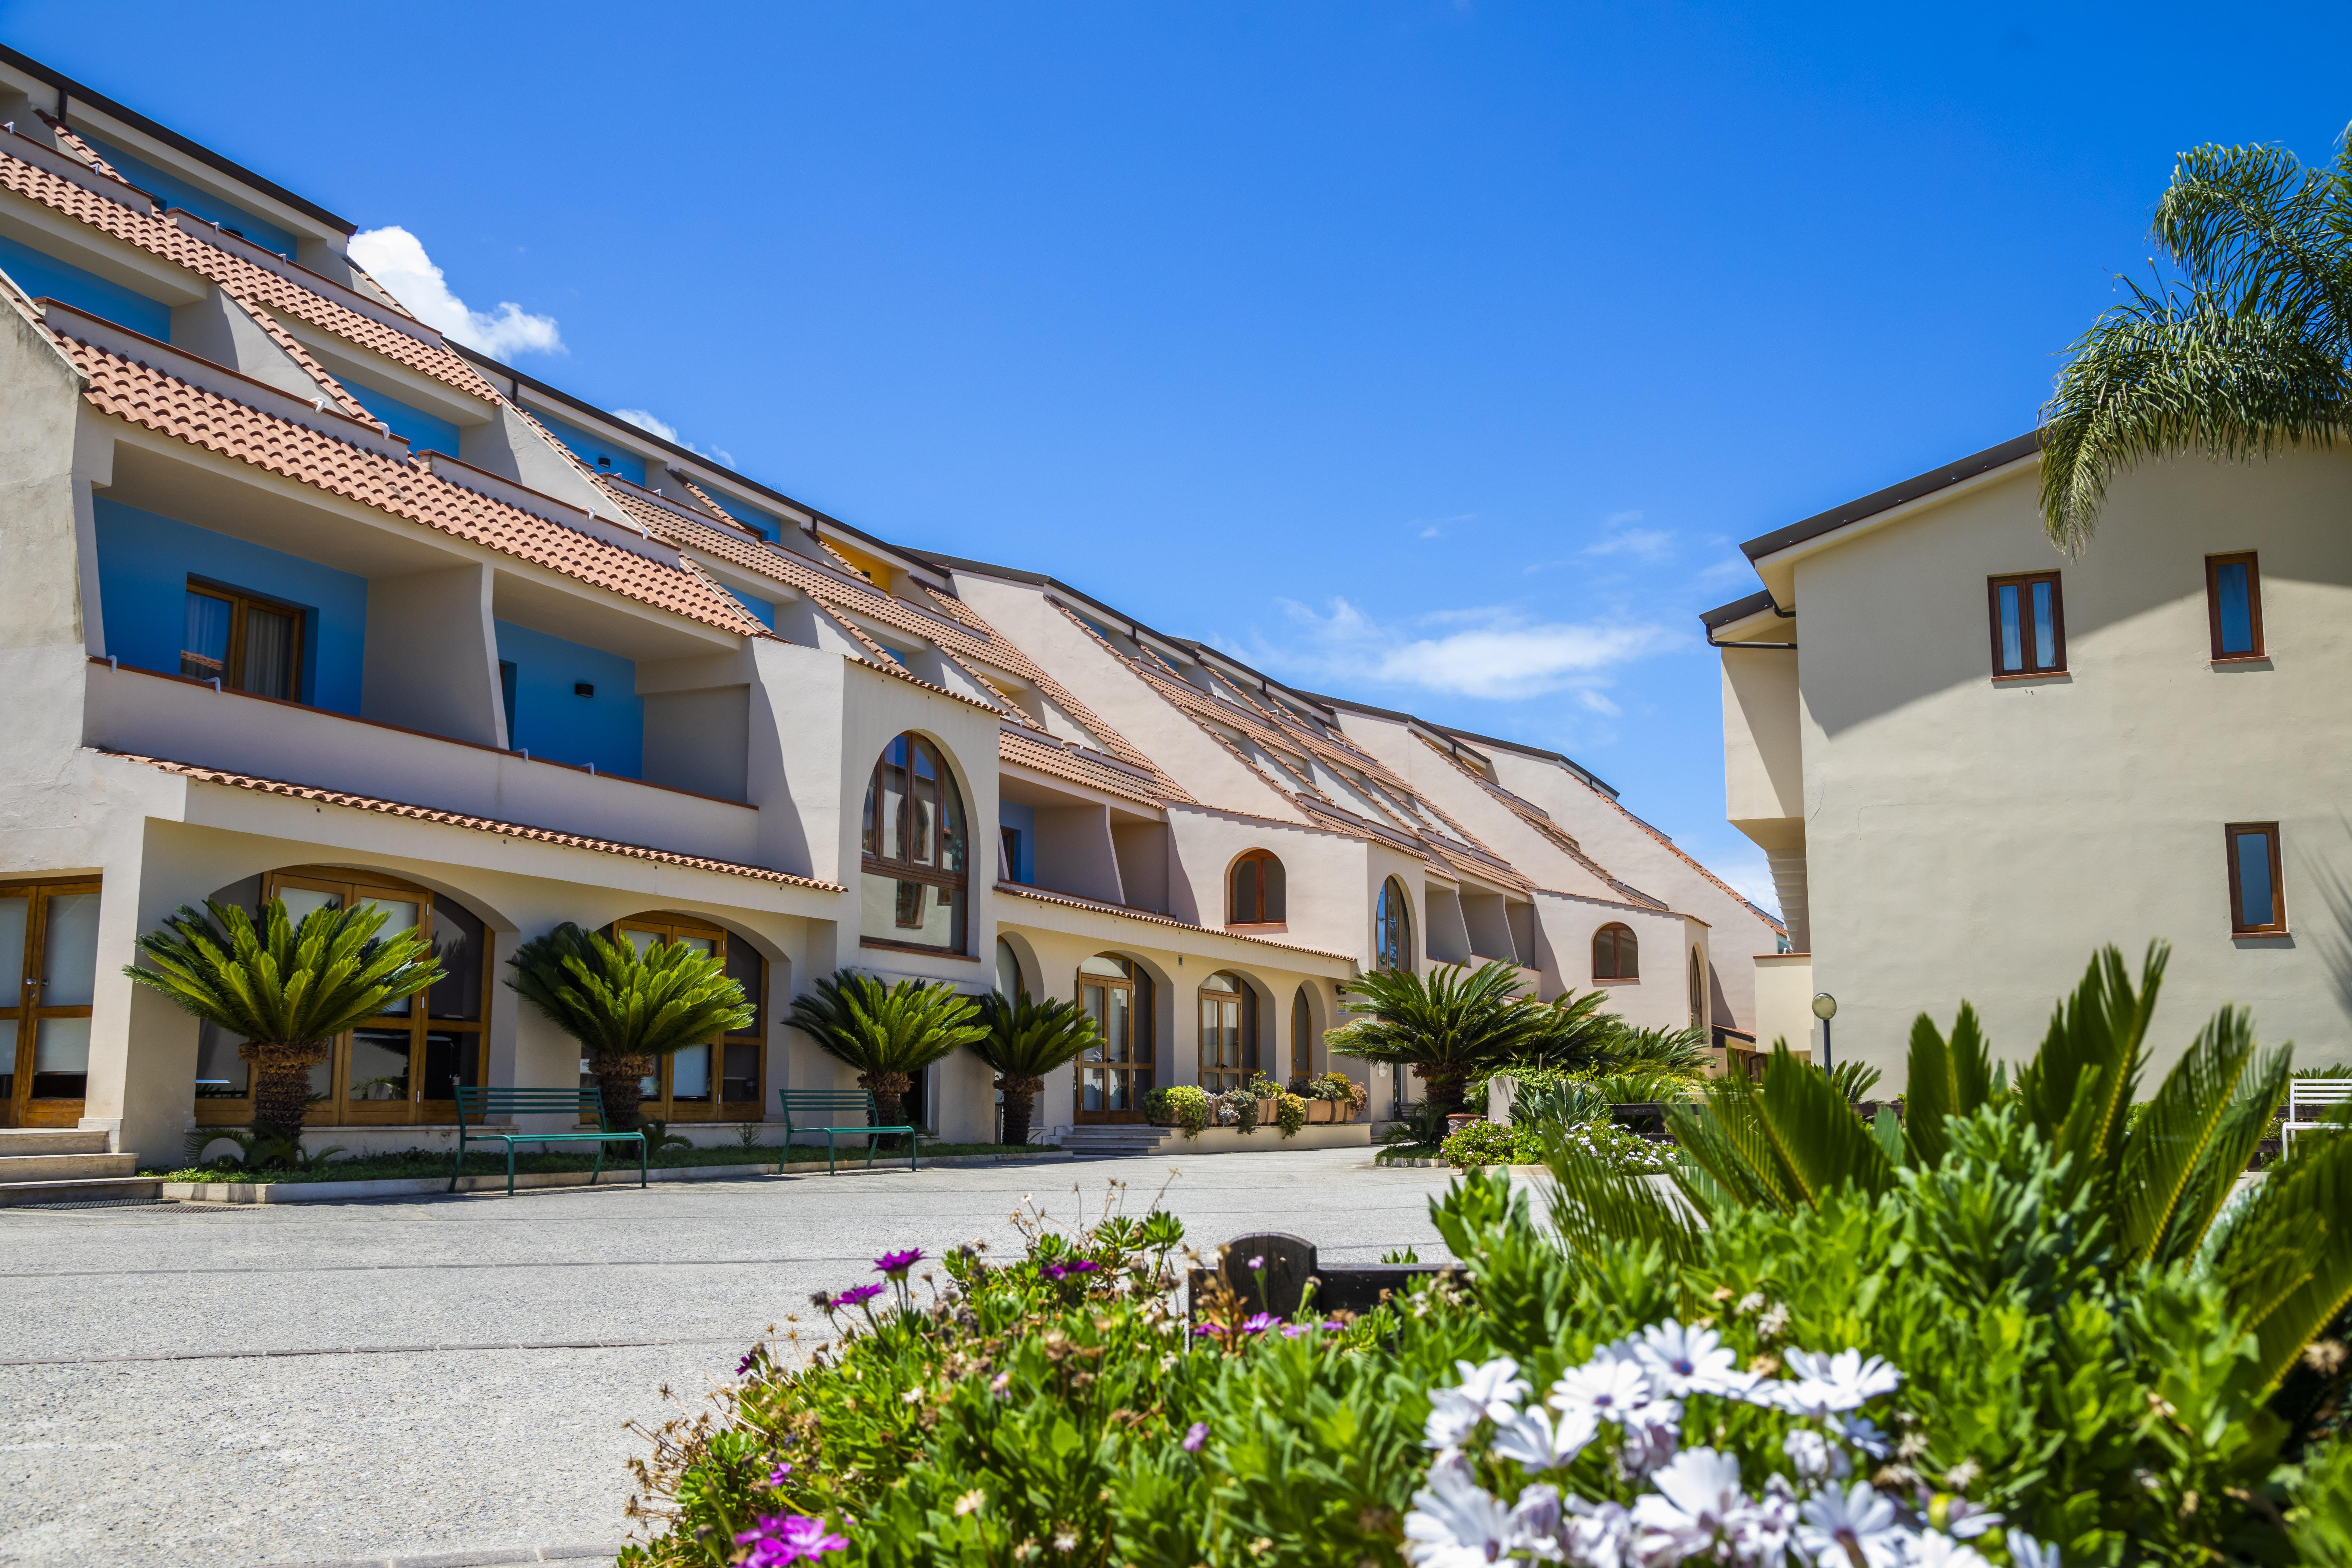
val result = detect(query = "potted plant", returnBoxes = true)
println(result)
[507,923,753,1131]
[1142,1084,1211,1137]
[1308,1071,1361,1122]
[1244,1071,1282,1127]
[971,990,1101,1146]
[126,898,443,1150]
[789,970,987,1136]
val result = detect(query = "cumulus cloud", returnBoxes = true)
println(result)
[1260,598,1681,702]
[1713,847,1785,918]
[349,226,563,358]
[1584,510,1676,561]
[614,408,735,468]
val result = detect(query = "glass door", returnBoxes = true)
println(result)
[2,880,101,1129]
[1197,971,1251,1095]
[1075,954,1151,1123]
[614,914,762,1123]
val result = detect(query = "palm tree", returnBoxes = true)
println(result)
[2040,127,2352,550]
[505,923,752,1130]
[971,990,1101,1146]
[1326,959,1560,1114]
[126,898,442,1143]
[789,971,987,1131]
[1549,943,2352,1397]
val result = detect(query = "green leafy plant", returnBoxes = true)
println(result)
[1824,1058,1885,1102]
[1327,959,1561,1113]
[972,991,1102,1146]
[1440,1119,1521,1168]
[126,897,442,1144]
[637,1118,695,1159]
[2040,128,2352,548]
[1143,1084,1212,1137]
[788,970,986,1132]
[1212,1088,1261,1132]
[506,923,752,1132]
[181,1125,347,1172]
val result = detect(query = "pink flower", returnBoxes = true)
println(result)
[1183,1421,1209,1451]
[1240,1312,1279,1335]
[835,1282,886,1310]
[735,1513,848,1564]
[872,1248,924,1278]
[768,1461,793,1487]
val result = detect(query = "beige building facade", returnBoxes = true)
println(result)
[1707,433,2352,1080]
[0,48,1774,1174]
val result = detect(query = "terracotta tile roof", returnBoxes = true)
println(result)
[110,751,844,890]
[39,113,125,182]
[57,327,770,637]
[224,291,380,426]
[999,728,1166,808]
[993,881,1356,964]
[1412,734,1673,911]
[0,145,498,401]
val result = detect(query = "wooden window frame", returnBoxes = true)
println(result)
[1197,972,1257,1096]
[1374,877,1413,971]
[1227,849,1286,929]
[1592,921,1638,982]
[2205,553,2266,662]
[1290,987,1315,1082]
[182,578,306,701]
[2224,822,2287,936]
[1986,571,2066,679]
[860,734,969,954]
[1074,955,1152,1124]
[611,912,766,1123]
[1,876,103,1129]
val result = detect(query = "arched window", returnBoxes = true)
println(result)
[614,912,767,1123]
[861,733,968,952]
[190,867,491,1130]
[1198,971,1258,1093]
[1076,954,1153,1123]
[1593,922,1638,981]
[1291,986,1315,1081]
[1689,948,1707,1030]
[1228,850,1287,925]
[1374,877,1413,971]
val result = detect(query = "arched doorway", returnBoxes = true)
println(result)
[1074,954,1152,1123]
[1198,971,1257,1094]
[611,911,768,1123]
[1290,986,1317,1083]
[1374,877,1413,970]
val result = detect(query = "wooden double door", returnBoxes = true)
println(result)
[1,879,101,1128]
[1074,954,1152,1123]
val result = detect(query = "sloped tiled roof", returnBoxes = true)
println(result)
[999,728,1166,808]
[57,326,770,636]
[1412,733,1667,909]
[111,751,844,889]
[994,881,1354,964]
[0,145,498,400]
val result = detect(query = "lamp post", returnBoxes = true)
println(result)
[1811,992,1838,1074]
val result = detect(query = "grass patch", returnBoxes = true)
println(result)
[146,1141,1052,1184]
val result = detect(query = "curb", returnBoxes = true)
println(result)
[276,1547,620,1568]
[161,1149,1076,1203]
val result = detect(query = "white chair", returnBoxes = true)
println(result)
[2282,1079,2352,1154]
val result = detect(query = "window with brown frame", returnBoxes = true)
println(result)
[2225,822,2286,935]
[1374,877,1413,971]
[181,580,303,700]
[1075,954,1152,1123]
[1987,572,2065,677]
[1592,922,1638,981]
[1,877,102,1129]
[1197,970,1257,1094]
[1228,850,1286,925]
[860,734,969,953]
[611,912,767,1122]
[2206,553,2265,660]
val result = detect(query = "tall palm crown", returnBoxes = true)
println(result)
[2040,128,2352,548]
[972,990,1102,1146]
[126,898,443,1140]
[789,970,988,1131]
[1326,959,1564,1113]
[506,923,752,1129]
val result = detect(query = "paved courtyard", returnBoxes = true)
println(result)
[0,1148,1485,1568]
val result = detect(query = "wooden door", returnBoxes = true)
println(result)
[2,880,101,1129]
[1074,955,1149,1123]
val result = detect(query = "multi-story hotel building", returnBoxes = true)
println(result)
[1707,434,2352,1078]
[0,47,1778,1177]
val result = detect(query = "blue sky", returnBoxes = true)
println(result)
[13,2,2352,910]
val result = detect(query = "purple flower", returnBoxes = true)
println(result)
[735,1513,848,1564]
[835,1282,886,1309]
[1282,1323,1314,1339]
[738,1348,764,1376]
[768,1462,793,1487]
[1191,1324,1220,1338]
[1240,1312,1280,1335]
[1246,1254,1265,1270]
[1064,1259,1100,1275]
[873,1248,924,1278]
[1182,1421,1209,1452]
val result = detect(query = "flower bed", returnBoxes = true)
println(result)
[1438,1116,1670,1174]
[148,1141,1040,1184]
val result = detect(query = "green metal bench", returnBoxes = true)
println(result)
[451,1086,647,1196]
[779,1089,917,1175]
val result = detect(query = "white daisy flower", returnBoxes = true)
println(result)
[1794,1480,1909,1568]
[1403,1457,1516,1568]
[1635,1320,1758,1399]
[1771,1348,1902,1415]
[1629,1447,1748,1562]
[1490,1404,1599,1474]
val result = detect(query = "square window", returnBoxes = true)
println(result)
[2206,553,2265,660]
[1987,572,2065,677]
[2225,822,2286,934]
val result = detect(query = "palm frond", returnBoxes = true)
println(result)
[972,991,1102,1082]
[2016,944,2164,1199]
[125,898,442,1044]
[789,970,987,1077]
[505,923,752,1058]
[2117,1003,2273,1264]
[1538,1134,1703,1268]
[1328,960,1554,1078]
[2215,1100,2352,1394]
[1903,1002,1994,1169]
[1666,1047,1895,1211]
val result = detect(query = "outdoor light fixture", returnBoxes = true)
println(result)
[1812,992,1838,1073]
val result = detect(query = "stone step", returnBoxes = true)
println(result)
[0,1174,165,1206]
[0,1150,141,1182]
[0,1127,112,1156]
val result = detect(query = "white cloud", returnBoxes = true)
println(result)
[1262,598,1681,701]
[1585,524,1676,561]
[1712,846,1785,919]
[611,408,735,467]
[349,226,563,358]
[1413,512,1475,540]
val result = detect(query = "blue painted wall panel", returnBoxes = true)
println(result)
[76,133,301,257]
[997,800,1036,883]
[337,372,461,455]
[92,498,368,713]
[493,620,643,777]
[0,233,169,338]
[528,411,647,485]
[727,588,776,628]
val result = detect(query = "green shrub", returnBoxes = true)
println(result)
[1142,1084,1211,1137]
[1439,1119,1524,1168]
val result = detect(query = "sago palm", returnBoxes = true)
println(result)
[126,898,442,1142]
[505,923,752,1130]
[789,970,987,1131]
[1327,958,1558,1113]
[971,990,1101,1146]
[2040,126,2352,549]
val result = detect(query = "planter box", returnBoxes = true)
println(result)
[1306,1100,1337,1124]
